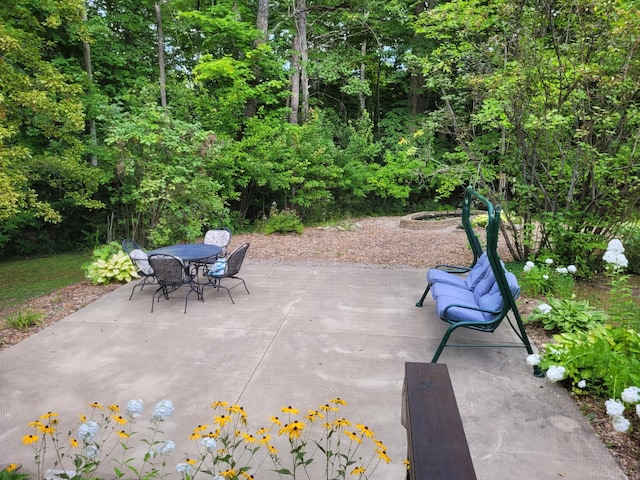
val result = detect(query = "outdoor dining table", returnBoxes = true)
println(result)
[147,244,223,304]
[147,243,222,263]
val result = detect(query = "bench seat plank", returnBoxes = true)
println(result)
[403,362,477,480]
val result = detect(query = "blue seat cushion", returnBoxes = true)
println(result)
[435,294,494,323]
[426,254,489,289]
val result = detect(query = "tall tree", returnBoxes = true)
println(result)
[0,0,103,248]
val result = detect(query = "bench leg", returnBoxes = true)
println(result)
[415,283,432,307]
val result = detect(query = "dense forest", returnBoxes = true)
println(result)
[2,0,640,266]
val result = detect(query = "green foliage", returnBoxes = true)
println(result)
[103,104,230,246]
[5,308,44,331]
[519,257,576,298]
[528,297,607,333]
[82,242,137,285]
[0,0,104,244]
[618,221,640,274]
[259,203,304,235]
[541,324,640,398]
[0,469,28,480]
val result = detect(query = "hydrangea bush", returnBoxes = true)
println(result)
[520,257,576,298]
[527,239,640,435]
[18,398,394,480]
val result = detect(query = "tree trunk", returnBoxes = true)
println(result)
[155,3,167,108]
[359,36,367,113]
[82,4,97,166]
[289,32,301,124]
[244,0,269,118]
[290,0,309,124]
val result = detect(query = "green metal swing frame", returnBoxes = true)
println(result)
[425,186,542,377]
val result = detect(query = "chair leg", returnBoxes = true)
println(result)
[416,283,432,307]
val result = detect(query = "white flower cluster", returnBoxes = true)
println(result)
[535,303,552,315]
[151,399,175,422]
[523,259,577,274]
[604,386,640,433]
[602,238,629,270]
[545,365,566,382]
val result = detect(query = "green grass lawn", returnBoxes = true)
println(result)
[0,252,90,310]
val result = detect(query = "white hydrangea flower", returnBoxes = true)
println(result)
[611,415,631,433]
[605,399,625,417]
[523,261,535,273]
[636,404,640,419]
[526,353,541,366]
[606,239,625,254]
[621,386,640,404]
[536,303,552,314]
[202,436,217,451]
[546,365,566,382]
[556,267,568,274]
[77,420,100,442]
[545,258,554,265]
[125,399,144,419]
[603,250,629,269]
[157,440,176,455]
[151,399,175,422]
[577,380,587,389]
[567,265,577,273]
[176,463,193,475]
[542,274,549,280]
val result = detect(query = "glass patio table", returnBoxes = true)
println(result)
[148,243,221,263]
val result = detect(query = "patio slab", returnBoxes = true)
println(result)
[0,262,627,479]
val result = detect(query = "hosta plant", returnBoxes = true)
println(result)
[83,242,138,285]
[527,297,608,333]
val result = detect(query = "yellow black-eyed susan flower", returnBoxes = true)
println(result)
[220,468,236,478]
[111,415,127,425]
[376,449,391,463]
[270,416,282,426]
[211,401,228,409]
[22,434,38,445]
[70,438,79,448]
[350,466,366,476]
[117,430,130,439]
[89,402,103,409]
[242,433,258,444]
[344,430,361,443]
[280,405,299,414]
[333,418,351,428]
[5,464,19,473]
[39,412,58,421]
[330,397,347,406]
[108,404,120,412]
[355,423,374,438]
[214,414,231,427]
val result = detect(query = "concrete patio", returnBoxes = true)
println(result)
[0,261,628,479]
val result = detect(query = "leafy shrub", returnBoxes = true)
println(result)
[260,203,304,234]
[618,221,640,274]
[82,242,138,284]
[6,308,44,331]
[520,257,576,298]
[527,297,608,333]
[540,324,640,398]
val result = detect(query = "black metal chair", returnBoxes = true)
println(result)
[147,254,201,313]
[122,239,157,300]
[203,243,250,304]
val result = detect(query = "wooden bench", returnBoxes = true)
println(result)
[402,362,477,480]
